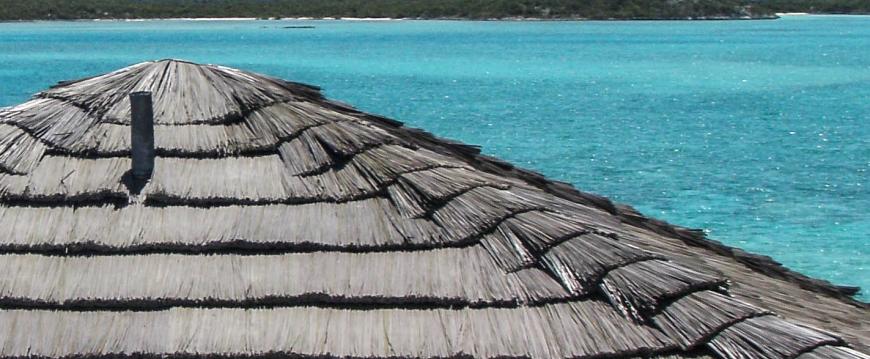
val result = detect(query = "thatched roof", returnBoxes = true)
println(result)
[0,59,866,359]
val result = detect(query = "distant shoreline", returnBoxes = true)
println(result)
[3,15,783,23]
[1,0,866,23]
[4,13,869,23]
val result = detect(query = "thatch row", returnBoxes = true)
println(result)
[707,315,844,358]
[652,290,768,350]
[427,186,618,241]
[0,187,618,256]
[1,155,129,199]
[475,209,617,273]
[651,291,863,358]
[0,98,99,154]
[0,204,601,257]
[0,248,566,308]
[0,99,390,159]
[0,124,47,174]
[540,235,658,296]
[0,199,440,252]
[39,60,320,125]
[652,353,717,359]
[600,259,727,321]
[0,150,487,205]
[0,302,672,359]
[797,346,869,359]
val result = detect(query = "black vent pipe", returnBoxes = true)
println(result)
[130,91,155,179]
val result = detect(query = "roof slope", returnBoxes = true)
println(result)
[0,60,866,359]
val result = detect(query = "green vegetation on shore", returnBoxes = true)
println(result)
[0,0,867,21]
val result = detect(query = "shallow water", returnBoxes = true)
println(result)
[0,16,867,300]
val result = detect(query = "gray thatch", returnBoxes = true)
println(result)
[0,59,866,359]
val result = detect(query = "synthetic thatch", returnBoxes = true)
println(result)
[0,59,866,359]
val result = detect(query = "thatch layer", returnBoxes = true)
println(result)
[540,234,659,296]
[652,290,767,349]
[0,124,47,174]
[0,98,99,153]
[0,153,494,205]
[0,60,865,359]
[0,249,566,307]
[652,354,718,359]
[39,60,318,125]
[0,199,612,254]
[708,316,843,358]
[0,303,671,359]
[797,346,870,359]
[0,97,389,158]
[600,259,726,320]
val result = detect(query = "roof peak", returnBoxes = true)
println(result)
[152,58,198,64]
[147,58,228,68]
[32,60,319,126]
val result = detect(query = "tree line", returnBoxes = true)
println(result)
[0,0,866,21]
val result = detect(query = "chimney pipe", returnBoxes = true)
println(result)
[130,91,155,179]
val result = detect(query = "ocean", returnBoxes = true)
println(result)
[0,15,867,300]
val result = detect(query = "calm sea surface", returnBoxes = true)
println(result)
[0,16,867,300]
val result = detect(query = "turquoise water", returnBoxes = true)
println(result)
[0,16,867,300]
